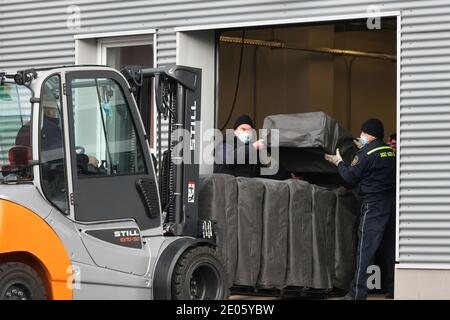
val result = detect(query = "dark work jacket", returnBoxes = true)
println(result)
[337,139,396,202]
[41,116,63,150]
[214,133,261,178]
[15,116,62,150]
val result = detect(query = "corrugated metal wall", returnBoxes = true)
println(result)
[2,0,450,266]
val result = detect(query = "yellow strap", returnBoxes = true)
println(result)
[367,146,394,155]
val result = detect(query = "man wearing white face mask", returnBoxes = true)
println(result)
[214,115,263,178]
[324,118,396,300]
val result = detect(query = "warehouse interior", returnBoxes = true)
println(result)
[214,18,397,296]
[217,18,397,138]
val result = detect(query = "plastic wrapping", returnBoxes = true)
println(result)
[234,177,265,287]
[256,178,289,289]
[311,185,337,289]
[333,187,359,290]
[263,112,358,173]
[284,179,313,288]
[263,112,353,151]
[198,174,359,292]
[198,174,238,287]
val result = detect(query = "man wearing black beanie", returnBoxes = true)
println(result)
[325,118,396,300]
[214,114,290,179]
[233,114,254,131]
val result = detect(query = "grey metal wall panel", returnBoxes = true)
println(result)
[400,3,450,266]
[2,0,450,266]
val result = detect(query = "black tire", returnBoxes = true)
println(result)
[0,262,47,300]
[172,246,229,300]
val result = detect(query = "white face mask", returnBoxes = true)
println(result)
[237,132,252,144]
[360,135,368,146]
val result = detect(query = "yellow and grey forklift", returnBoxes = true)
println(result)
[0,65,227,300]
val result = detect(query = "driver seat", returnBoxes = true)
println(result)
[1,145,32,177]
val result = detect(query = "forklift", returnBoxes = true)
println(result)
[0,65,227,300]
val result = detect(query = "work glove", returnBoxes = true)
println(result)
[253,139,265,151]
[324,148,343,166]
[354,138,363,149]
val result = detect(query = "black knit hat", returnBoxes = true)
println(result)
[361,118,384,139]
[234,114,254,130]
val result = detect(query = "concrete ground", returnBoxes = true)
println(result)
[230,294,389,300]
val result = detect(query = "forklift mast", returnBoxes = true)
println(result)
[122,65,201,238]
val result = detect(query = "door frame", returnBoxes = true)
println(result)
[74,30,157,153]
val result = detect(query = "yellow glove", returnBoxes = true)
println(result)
[324,148,343,166]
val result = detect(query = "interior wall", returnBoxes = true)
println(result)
[218,24,396,137]
[333,30,396,137]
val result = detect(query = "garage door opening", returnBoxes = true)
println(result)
[217,18,397,143]
[212,17,398,297]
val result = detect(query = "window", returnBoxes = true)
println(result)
[101,37,155,150]
[0,82,33,180]
[39,75,69,213]
[70,77,147,176]
[105,44,153,70]
[75,33,156,151]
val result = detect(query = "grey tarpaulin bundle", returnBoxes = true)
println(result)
[310,185,336,289]
[255,178,289,289]
[234,177,264,287]
[284,179,313,287]
[333,187,359,290]
[263,112,358,174]
[198,174,359,291]
[198,174,238,287]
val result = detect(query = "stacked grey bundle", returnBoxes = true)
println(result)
[198,174,359,292]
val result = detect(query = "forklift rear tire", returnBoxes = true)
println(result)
[0,262,47,300]
[172,246,229,300]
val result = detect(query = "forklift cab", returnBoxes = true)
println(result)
[27,67,161,231]
[0,67,162,278]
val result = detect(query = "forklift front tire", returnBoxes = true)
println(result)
[0,262,47,300]
[172,246,228,300]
